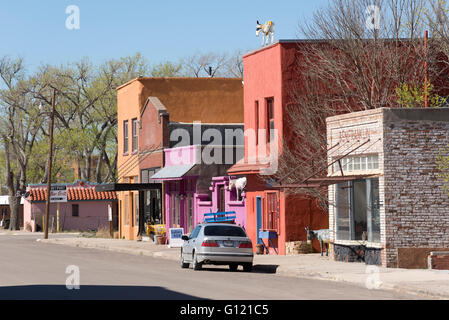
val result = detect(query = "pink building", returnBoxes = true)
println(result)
[196,176,246,229]
[151,144,245,234]
[24,181,118,232]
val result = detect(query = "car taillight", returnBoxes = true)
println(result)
[239,242,252,249]
[202,240,219,247]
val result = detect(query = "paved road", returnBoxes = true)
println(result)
[0,233,421,300]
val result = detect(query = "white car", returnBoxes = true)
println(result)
[180,223,254,272]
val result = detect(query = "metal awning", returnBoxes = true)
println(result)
[272,174,379,189]
[94,183,161,192]
[150,164,198,180]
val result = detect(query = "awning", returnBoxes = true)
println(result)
[271,174,379,189]
[94,183,161,192]
[150,164,198,180]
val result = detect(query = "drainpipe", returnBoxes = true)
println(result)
[424,30,428,108]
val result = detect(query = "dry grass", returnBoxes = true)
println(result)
[95,227,113,239]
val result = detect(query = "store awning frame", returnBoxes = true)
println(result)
[274,138,382,189]
[94,183,161,192]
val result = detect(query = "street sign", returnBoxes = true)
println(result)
[50,185,67,203]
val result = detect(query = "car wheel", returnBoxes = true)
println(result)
[192,252,202,271]
[229,264,238,272]
[243,263,253,272]
[180,250,189,269]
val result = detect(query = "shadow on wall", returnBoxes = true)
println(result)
[0,285,204,300]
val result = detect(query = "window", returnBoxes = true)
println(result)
[255,101,259,145]
[141,167,160,184]
[134,193,139,227]
[265,98,275,143]
[263,192,279,231]
[187,194,193,233]
[123,120,129,154]
[72,204,79,217]
[333,155,379,174]
[218,185,226,212]
[124,195,129,226]
[335,178,381,242]
[190,225,202,239]
[132,118,138,153]
[204,225,247,237]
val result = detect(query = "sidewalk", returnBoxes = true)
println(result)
[39,236,449,299]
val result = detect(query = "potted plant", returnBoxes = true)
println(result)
[155,225,166,245]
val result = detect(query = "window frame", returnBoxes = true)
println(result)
[131,118,138,153]
[266,98,275,143]
[255,100,259,146]
[123,120,129,155]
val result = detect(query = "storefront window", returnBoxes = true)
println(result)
[335,178,380,242]
[134,193,139,227]
[144,189,161,225]
[334,154,379,174]
[187,194,193,233]
[124,195,129,226]
[336,181,351,240]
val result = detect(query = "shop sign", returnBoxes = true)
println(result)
[168,228,184,248]
[50,185,67,203]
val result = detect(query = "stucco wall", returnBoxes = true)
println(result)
[24,200,117,232]
[195,176,246,229]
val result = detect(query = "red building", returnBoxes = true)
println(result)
[228,41,328,255]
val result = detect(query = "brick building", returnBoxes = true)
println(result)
[327,108,449,268]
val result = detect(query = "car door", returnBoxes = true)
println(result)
[185,225,201,260]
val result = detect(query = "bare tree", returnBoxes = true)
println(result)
[182,51,229,77]
[272,0,434,208]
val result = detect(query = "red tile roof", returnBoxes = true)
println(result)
[27,182,117,202]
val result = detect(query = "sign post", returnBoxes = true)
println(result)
[108,204,113,238]
[50,185,67,233]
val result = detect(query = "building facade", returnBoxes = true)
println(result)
[117,78,244,240]
[228,41,329,255]
[327,108,449,268]
[152,143,244,235]
[24,181,118,232]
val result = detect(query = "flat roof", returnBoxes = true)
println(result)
[117,77,243,91]
[94,183,161,192]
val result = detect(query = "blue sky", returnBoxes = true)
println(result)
[0,0,329,71]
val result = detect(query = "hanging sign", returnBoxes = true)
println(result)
[168,228,184,248]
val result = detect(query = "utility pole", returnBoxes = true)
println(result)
[44,89,56,240]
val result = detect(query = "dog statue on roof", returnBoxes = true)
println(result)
[256,20,275,46]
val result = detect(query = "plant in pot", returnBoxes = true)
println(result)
[155,225,166,245]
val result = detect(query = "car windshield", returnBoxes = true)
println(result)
[204,225,247,237]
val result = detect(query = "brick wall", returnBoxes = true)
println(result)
[327,108,449,268]
[383,109,449,267]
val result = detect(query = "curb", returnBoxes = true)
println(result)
[38,239,449,300]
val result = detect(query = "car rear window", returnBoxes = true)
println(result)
[204,225,247,237]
